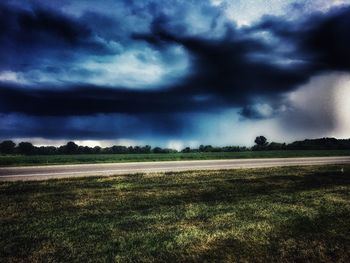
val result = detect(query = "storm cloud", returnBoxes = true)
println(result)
[0,0,349,144]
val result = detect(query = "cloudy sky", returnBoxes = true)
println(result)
[0,0,350,148]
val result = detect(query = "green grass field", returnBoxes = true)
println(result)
[1,150,350,167]
[1,165,349,262]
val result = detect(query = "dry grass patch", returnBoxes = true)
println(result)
[1,165,350,262]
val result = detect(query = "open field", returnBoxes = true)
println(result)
[1,150,350,167]
[1,165,350,262]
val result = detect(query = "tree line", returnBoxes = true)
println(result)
[0,140,248,155]
[252,136,350,151]
[0,137,350,155]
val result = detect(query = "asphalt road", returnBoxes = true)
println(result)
[1,156,350,181]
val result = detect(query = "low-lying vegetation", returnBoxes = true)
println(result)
[1,165,349,262]
[1,150,350,167]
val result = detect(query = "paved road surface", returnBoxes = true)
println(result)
[1,156,350,181]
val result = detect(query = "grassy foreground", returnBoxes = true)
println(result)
[1,165,350,262]
[1,149,350,167]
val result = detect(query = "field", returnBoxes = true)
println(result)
[1,165,349,262]
[1,149,350,167]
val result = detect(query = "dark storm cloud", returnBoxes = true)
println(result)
[136,5,350,109]
[238,5,350,118]
[302,7,350,71]
[134,18,312,106]
[3,3,348,115]
[0,3,113,71]
[1,0,350,139]
[0,83,224,116]
[0,113,189,139]
[249,5,350,71]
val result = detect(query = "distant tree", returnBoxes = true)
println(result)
[182,147,191,153]
[93,146,102,154]
[128,146,134,153]
[81,146,93,154]
[0,140,16,154]
[18,142,36,155]
[63,141,79,154]
[100,147,111,154]
[286,137,345,150]
[153,147,163,153]
[254,136,268,146]
[37,146,57,155]
[142,145,152,153]
[199,145,214,152]
[205,145,213,152]
[134,146,141,153]
[252,136,268,151]
[110,145,127,154]
[266,142,286,151]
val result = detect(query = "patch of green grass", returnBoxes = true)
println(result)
[1,150,350,167]
[1,165,350,262]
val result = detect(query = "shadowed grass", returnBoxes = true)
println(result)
[1,150,350,167]
[1,165,350,262]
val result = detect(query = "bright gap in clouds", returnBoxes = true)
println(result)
[11,138,142,148]
[0,46,190,89]
[216,0,350,27]
[0,71,26,84]
[81,46,190,89]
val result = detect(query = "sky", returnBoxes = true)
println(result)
[0,0,350,149]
